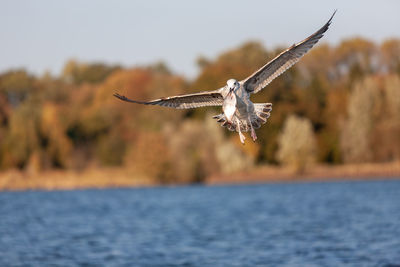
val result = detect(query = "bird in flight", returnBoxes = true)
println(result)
[114,11,336,144]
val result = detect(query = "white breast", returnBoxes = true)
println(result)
[223,92,237,122]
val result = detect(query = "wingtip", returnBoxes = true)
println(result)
[324,9,337,28]
[113,92,124,100]
[330,9,337,21]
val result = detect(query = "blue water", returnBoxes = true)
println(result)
[1,179,400,266]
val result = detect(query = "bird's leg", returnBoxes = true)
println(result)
[236,117,246,144]
[248,115,257,142]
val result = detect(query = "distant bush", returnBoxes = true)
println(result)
[276,115,317,173]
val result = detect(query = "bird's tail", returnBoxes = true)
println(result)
[212,103,272,132]
[253,103,272,126]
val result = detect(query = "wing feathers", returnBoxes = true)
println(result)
[113,90,223,109]
[242,11,336,94]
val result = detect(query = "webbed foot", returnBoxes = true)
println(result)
[251,128,257,142]
[239,132,246,144]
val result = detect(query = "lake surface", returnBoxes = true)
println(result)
[1,179,400,266]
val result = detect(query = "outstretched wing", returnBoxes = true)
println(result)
[242,11,336,94]
[113,90,223,109]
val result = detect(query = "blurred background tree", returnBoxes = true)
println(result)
[62,59,121,85]
[340,77,378,163]
[0,37,399,183]
[276,115,317,173]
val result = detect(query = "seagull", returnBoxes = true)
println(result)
[114,11,336,144]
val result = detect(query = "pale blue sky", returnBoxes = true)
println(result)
[1,0,399,79]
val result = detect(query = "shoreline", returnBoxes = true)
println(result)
[206,161,400,185]
[1,161,399,192]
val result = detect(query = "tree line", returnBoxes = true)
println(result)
[0,37,399,183]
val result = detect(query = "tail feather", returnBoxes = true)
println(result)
[213,103,272,132]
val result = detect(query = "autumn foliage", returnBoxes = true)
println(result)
[0,38,399,183]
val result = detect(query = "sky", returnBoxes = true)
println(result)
[1,0,399,79]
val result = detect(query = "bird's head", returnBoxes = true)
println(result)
[226,79,239,93]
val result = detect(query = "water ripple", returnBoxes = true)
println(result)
[1,180,400,266]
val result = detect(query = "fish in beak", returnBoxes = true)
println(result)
[223,90,237,123]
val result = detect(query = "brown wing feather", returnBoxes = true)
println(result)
[113,90,223,109]
[242,11,336,94]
